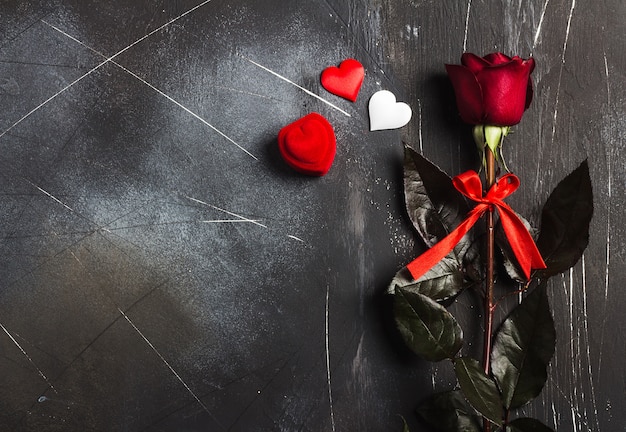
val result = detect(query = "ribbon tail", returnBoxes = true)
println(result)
[498,206,547,280]
[407,208,484,281]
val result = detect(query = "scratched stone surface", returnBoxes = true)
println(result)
[0,0,624,431]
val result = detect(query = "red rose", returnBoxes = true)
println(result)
[446,52,535,126]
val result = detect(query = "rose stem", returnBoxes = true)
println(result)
[483,147,497,432]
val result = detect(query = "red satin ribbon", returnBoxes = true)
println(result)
[407,170,546,281]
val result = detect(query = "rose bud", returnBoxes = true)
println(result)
[445,52,535,127]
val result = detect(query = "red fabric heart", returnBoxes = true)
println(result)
[278,113,336,176]
[321,58,365,102]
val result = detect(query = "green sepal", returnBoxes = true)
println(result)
[472,125,510,169]
[484,125,508,155]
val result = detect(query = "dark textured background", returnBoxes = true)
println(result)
[0,0,624,431]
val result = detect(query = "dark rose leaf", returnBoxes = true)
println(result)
[388,256,464,302]
[403,147,475,263]
[491,284,556,409]
[506,417,555,432]
[393,288,463,361]
[496,210,538,282]
[454,357,504,426]
[536,160,593,278]
[416,390,482,432]
[400,416,410,432]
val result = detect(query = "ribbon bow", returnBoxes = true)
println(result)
[407,170,546,281]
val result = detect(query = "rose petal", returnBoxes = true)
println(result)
[525,79,534,109]
[476,60,533,125]
[483,52,513,65]
[445,64,485,124]
[523,58,536,109]
[461,53,490,74]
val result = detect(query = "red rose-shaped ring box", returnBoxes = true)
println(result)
[278,113,336,176]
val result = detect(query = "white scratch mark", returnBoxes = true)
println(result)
[580,256,601,431]
[562,0,576,64]
[0,60,106,140]
[53,227,82,263]
[603,53,611,108]
[548,374,587,424]
[200,219,262,224]
[567,269,582,432]
[42,21,257,161]
[30,182,75,213]
[417,98,423,153]
[325,284,336,432]
[532,0,550,52]
[568,268,574,347]
[431,366,436,389]
[1,0,216,139]
[242,57,351,118]
[185,196,268,229]
[604,216,610,301]
[212,85,280,101]
[603,52,611,303]
[69,250,82,263]
[550,0,576,144]
[113,63,257,160]
[27,180,115,235]
[550,108,559,144]
[118,308,219,422]
[462,0,472,52]
[37,395,80,407]
[551,400,558,429]
[187,197,304,242]
[580,258,587,325]
[0,323,57,393]
[598,50,611,378]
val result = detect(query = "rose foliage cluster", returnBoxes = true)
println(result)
[388,53,593,432]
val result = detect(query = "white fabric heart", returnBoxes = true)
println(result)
[368,90,412,131]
